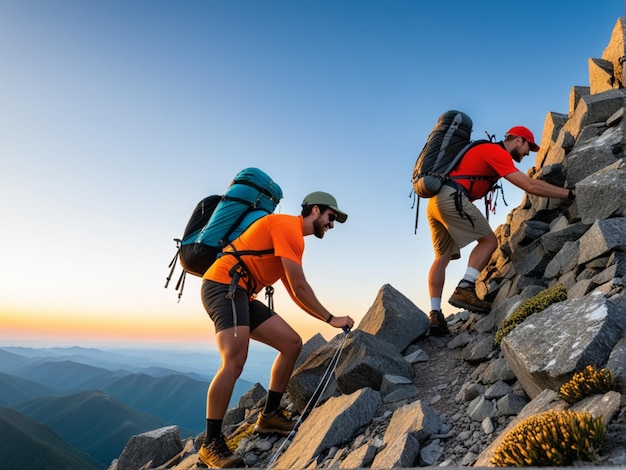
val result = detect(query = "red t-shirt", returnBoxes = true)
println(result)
[203,214,304,294]
[449,143,518,201]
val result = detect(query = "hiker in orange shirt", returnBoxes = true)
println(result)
[198,191,354,469]
[427,127,575,335]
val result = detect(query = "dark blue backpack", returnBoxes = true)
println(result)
[411,111,496,231]
[412,110,482,199]
[166,168,283,300]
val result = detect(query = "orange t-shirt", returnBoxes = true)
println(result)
[449,142,518,201]
[203,214,304,294]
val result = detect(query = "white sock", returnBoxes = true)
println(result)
[430,298,442,312]
[462,267,480,284]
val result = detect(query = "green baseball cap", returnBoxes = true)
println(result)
[302,191,348,223]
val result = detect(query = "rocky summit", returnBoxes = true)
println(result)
[109,17,626,470]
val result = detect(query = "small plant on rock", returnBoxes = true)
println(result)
[227,423,255,451]
[558,364,618,404]
[490,409,606,467]
[495,284,567,346]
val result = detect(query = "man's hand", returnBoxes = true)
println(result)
[328,315,354,330]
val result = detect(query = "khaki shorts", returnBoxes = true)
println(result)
[426,185,493,259]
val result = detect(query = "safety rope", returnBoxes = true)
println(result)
[266,326,351,469]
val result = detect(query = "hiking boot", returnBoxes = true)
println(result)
[254,408,295,435]
[429,310,449,336]
[197,434,243,468]
[449,284,492,313]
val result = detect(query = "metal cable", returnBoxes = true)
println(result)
[266,326,351,469]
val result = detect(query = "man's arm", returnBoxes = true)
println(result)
[280,258,354,329]
[280,258,333,321]
[505,171,574,199]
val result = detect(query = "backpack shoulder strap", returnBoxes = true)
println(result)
[221,245,275,296]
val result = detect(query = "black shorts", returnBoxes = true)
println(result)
[201,280,275,333]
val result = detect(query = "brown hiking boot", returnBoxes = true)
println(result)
[449,284,492,313]
[197,434,243,468]
[429,310,449,336]
[254,408,295,435]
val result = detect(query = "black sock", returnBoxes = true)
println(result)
[204,419,222,445]
[263,390,283,415]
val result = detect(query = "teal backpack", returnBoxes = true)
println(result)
[166,168,282,300]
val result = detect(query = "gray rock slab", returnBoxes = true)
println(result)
[358,283,429,353]
[578,217,626,265]
[462,334,495,364]
[467,396,496,422]
[295,333,327,369]
[564,88,626,142]
[544,240,580,279]
[570,390,622,425]
[383,399,443,443]
[339,443,377,469]
[371,432,419,469]
[115,426,183,470]
[480,357,517,384]
[577,158,626,224]
[275,387,381,469]
[607,335,626,394]
[501,292,626,398]
[287,335,345,412]
[496,393,528,416]
[335,330,415,395]
[567,123,624,185]
[237,382,266,409]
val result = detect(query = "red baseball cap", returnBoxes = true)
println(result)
[506,126,540,152]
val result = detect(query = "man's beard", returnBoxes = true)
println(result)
[313,218,327,239]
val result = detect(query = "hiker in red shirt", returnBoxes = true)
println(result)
[198,191,354,469]
[427,126,576,335]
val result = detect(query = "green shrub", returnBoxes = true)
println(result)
[558,365,618,404]
[495,284,567,346]
[491,409,606,467]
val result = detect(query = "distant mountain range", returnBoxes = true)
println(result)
[0,405,104,470]
[13,390,175,467]
[0,345,269,469]
[0,371,57,406]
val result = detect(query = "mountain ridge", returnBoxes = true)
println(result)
[0,405,104,470]
[13,389,190,467]
[0,346,258,467]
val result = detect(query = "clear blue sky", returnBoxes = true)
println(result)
[1,0,623,349]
